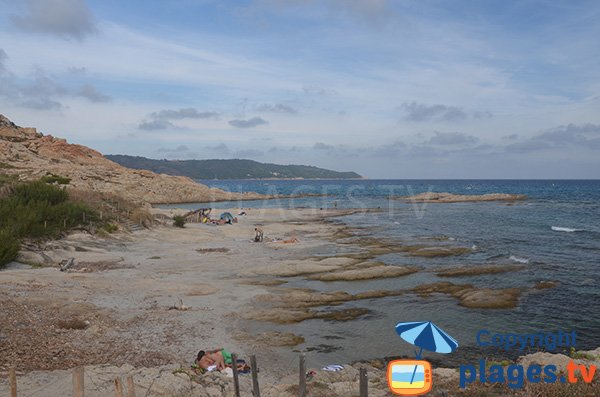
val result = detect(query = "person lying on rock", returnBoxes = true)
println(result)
[196,348,229,371]
[193,349,250,373]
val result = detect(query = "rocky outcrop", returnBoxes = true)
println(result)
[398,192,527,203]
[0,115,265,204]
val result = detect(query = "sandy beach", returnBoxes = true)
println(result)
[0,207,397,395]
[2,206,599,396]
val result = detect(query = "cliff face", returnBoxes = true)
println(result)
[0,115,264,204]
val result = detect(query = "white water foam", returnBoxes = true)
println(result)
[551,226,582,233]
[509,255,530,264]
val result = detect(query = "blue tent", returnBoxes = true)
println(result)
[220,212,235,223]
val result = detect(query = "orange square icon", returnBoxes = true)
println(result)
[387,359,433,395]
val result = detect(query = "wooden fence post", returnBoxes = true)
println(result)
[114,377,123,397]
[298,353,306,397]
[250,355,260,397]
[126,375,136,397]
[9,368,17,397]
[359,367,368,397]
[231,353,241,397]
[73,366,85,397]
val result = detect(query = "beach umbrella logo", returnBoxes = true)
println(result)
[387,321,458,396]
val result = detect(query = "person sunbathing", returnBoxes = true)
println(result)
[194,349,250,373]
[196,349,229,371]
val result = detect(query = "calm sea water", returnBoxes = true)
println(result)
[161,180,600,366]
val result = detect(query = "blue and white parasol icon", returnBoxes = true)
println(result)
[395,321,459,384]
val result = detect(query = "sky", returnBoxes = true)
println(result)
[0,0,599,178]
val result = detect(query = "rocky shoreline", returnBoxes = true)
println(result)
[2,347,598,396]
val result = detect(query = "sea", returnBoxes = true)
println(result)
[160,179,600,367]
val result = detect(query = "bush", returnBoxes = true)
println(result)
[0,173,17,187]
[0,180,97,241]
[11,180,68,206]
[0,228,20,268]
[130,208,153,227]
[40,174,71,185]
[173,215,186,228]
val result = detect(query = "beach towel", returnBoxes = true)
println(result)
[322,364,344,371]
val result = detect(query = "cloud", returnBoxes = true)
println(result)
[0,51,110,110]
[401,102,468,122]
[138,119,175,131]
[19,97,63,111]
[155,144,198,158]
[256,0,396,25]
[302,85,337,96]
[157,145,192,153]
[256,103,298,114]
[228,116,268,128]
[77,84,111,103]
[150,108,219,120]
[502,134,519,140]
[473,110,493,119]
[0,49,8,74]
[313,142,334,150]
[11,0,97,40]
[504,124,600,153]
[138,107,219,130]
[268,145,301,153]
[68,66,87,75]
[6,68,67,110]
[206,143,230,153]
[534,123,600,145]
[372,141,406,157]
[426,131,479,145]
[504,140,552,153]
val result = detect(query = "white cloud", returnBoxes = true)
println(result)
[11,0,97,40]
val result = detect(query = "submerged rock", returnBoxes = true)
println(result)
[436,264,525,277]
[412,281,521,309]
[397,192,527,203]
[242,307,370,324]
[307,265,418,281]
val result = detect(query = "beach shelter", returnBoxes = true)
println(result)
[395,321,458,358]
[395,321,458,385]
[219,212,235,223]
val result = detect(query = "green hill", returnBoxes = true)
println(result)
[105,155,362,180]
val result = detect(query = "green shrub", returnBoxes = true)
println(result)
[40,174,71,185]
[101,223,119,234]
[173,215,186,228]
[0,228,20,268]
[11,180,68,205]
[0,173,17,187]
[0,180,97,241]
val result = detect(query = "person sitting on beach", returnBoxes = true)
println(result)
[254,227,264,242]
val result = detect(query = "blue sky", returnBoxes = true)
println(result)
[1,0,599,178]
